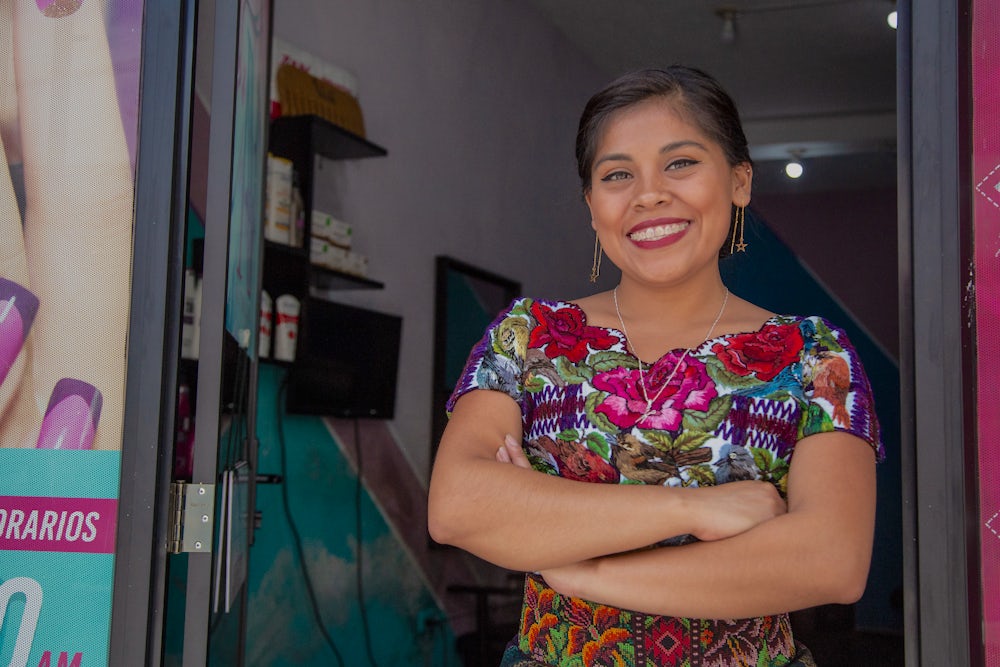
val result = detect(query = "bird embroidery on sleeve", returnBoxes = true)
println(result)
[806,351,851,427]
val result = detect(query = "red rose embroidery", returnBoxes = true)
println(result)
[529,301,618,363]
[712,323,804,381]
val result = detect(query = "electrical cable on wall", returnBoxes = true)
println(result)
[354,418,381,667]
[276,376,346,667]
[436,614,449,667]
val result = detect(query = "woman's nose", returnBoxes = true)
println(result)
[632,177,670,208]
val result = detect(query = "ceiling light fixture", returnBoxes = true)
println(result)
[887,10,897,29]
[784,149,805,179]
[715,8,738,43]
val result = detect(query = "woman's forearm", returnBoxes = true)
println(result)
[428,390,786,571]
[540,432,877,618]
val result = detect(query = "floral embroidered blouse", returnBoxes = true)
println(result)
[447,297,883,667]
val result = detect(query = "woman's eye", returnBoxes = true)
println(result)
[601,170,631,182]
[666,159,698,171]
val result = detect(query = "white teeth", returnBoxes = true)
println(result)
[629,221,688,242]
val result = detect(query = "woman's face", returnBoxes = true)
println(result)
[585,97,751,288]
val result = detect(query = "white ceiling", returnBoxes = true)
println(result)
[524,0,899,194]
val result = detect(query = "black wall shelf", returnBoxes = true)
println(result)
[263,114,388,300]
[269,114,387,164]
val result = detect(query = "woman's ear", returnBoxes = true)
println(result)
[733,163,753,207]
[585,192,596,230]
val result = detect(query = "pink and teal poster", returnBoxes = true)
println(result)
[0,450,120,666]
[973,0,1000,662]
[1,1,143,664]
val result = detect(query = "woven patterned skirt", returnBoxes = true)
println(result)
[498,574,816,667]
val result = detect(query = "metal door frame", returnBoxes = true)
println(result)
[899,1,981,664]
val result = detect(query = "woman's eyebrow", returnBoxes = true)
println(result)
[593,140,709,170]
[660,140,708,154]
[593,152,631,169]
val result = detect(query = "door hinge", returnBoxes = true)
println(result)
[167,482,215,554]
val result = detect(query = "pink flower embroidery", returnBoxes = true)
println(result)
[593,355,716,431]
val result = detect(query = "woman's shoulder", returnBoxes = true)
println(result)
[767,313,853,338]
[498,295,590,318]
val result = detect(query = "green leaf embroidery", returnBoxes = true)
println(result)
[554,354,594,384]
[557,428,579,442]
[810,318,844,353]
[682,394,734,433]
[638,429,674,453]
[527,454,558,476]
[584,432,610,459]
[524,375,546,394]
[777,473,789,496]
[589,349,638,372]
[750,446,775,472]
[748,447,790,494]
[798,402,833,439]
[704,355,762,389]
[509,301,532,318]
[585,391,618,434]
[684,463,715,487]
[673,429,712,452]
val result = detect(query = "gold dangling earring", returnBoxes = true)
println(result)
[730,205,748,253]
[590,229,602,282]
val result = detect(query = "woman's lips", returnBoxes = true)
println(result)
[627,218,690,247]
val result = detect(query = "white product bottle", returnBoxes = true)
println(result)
[273,294,300,362]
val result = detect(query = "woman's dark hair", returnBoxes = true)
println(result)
[575,66,752,195]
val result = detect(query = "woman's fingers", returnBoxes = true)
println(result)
[495,434,532,469]
[502,434,532,469]
[0,125,39,444]
[13,0,132,450]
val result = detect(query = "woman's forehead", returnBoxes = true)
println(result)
[596,98,713,152]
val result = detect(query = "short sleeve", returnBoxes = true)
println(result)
[798,317,884,461]
[445,298,530,413]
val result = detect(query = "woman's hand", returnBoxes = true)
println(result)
[530,433,878,619]
[685,480,786,542]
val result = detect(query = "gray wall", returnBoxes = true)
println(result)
[273,0,610,480]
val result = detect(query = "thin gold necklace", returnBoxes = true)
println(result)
[612,286,729,420]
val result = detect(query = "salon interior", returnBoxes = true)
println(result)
[56,0,993,665]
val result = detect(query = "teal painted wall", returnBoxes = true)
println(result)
[244,363,457,665]
[724,209,903,632]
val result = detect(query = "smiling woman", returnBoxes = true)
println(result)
[427,66,882,667]
[584,98,750,292]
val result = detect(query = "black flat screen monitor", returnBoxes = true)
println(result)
[286,297,402,419]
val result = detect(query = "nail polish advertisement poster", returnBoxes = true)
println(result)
[1,0,144,665]
[973,1,1000,663]
[0,450,120,666]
